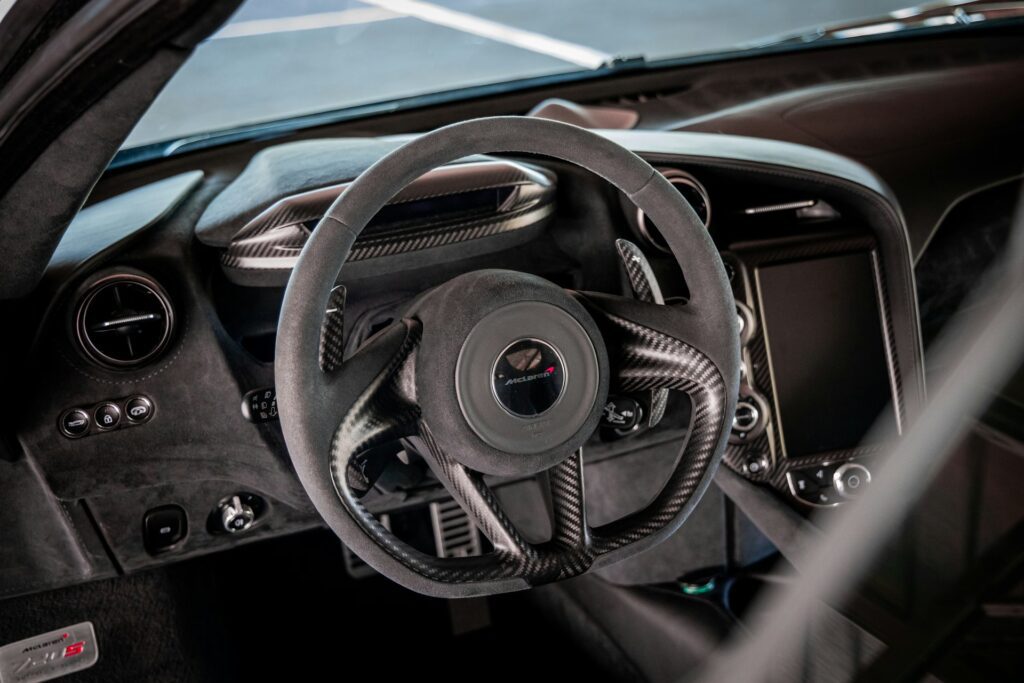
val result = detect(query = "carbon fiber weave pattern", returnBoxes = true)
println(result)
[318,285,346,372]
[221,205,553,270]
[723,237,908,497]
[614,239,670,428]
[326,311,727,586]
[588,312,728,554]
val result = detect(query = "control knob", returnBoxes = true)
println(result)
[220,495,256,533]
[833,463,872,500]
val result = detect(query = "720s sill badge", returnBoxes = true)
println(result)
[0,622,98,682]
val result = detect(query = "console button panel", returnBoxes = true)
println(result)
[58,395,154,439]
[786,461,872,507]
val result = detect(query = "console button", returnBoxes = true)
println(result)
[789,470,818,498]
[736,301,756,345]
[834,463,871,499]
[125,396,154,423]
[788,466,841,506]
[743,451,770,476]
[94,403,120,430]
[143,505,187,553]
[809,464,835,486]
[60,409,91,438]
[729,391,769,444]
[813,488,837,506]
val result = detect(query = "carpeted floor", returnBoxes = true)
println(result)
[0,529,609,682]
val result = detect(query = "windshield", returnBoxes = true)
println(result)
[124,0,961,149]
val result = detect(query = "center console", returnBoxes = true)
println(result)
[722,232,905,508]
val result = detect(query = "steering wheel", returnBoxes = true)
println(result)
[276,117,740,597]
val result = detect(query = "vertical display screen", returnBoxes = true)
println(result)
[757,252,896,457]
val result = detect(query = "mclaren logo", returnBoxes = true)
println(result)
[505,366,555,386]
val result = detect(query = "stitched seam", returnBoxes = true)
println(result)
[57,310,190,386]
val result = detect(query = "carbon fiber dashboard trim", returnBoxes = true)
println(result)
[722,233,906,506]
[222,159,555,272]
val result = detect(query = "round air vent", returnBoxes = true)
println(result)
[75,273,174,369]
[636,169,711,253]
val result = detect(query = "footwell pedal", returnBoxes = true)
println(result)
[429,498,483,558]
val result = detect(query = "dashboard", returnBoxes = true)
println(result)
[7,129,925,597]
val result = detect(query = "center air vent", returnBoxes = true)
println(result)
[75,273,174,369]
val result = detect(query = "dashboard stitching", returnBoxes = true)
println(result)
[56,310,191,386]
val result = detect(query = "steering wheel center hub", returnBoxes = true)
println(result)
[406,269,608,475]
[454,298,601,461]
[491,338,566,417]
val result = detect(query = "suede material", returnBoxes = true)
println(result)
[0,51,185,299]
[276,117,740,596]
[409,269,609,476]
[0,452,95,599]
[195,137,407,246]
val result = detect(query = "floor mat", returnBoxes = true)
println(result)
[0,530,610,682]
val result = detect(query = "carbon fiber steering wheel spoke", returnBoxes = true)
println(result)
[568,290,732,556]
[418,423,534,558]
[542,448,589,551]
[615,239,670,426]
[574,291,715,393]
[327,318,422,496]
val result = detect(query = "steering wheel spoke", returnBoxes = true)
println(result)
[327,318,421,495]
[418,424,534,558]
[542,448,589,551]
[573,291,717,393]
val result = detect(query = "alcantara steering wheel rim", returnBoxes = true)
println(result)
[275,116,740,597]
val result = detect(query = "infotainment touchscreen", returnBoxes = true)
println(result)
[756,252,897,457]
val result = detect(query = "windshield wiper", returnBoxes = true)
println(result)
[748,0,1024,47]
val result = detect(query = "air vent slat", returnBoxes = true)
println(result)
[75,273,174,369]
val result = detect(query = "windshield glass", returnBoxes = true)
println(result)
[124,0,944,149]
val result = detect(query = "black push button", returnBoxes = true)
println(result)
[788,470,819,502]
[60,409,90,438]
[125,396,154,423]
[788,466,842,506]
[143,505,187,553]
[809,464,835,486]
[813,488,837,506]
[94,403,120,430]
